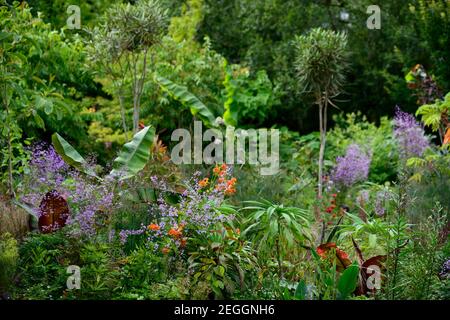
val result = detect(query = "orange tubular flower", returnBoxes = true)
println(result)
[213,165,221,175]
[219,164,228,176]
[180,238,187,248]
[168,228,182,238]
[227,177,237,186]
[148,223,160,231]
[198,178,209,188]
[225,187,236,195]
[224,177,237,195]
[162,247,170,254]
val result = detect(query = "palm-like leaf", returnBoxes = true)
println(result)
[241,200,311,251]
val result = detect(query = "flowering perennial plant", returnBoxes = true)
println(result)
[331,144,371,188]
[21,143,115,238]
[141,164,237,255]
[394,106,429,159]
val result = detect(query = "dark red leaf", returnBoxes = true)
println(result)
[38,190,69,233]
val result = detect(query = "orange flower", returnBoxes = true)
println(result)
[219,164,228,176]
[198,178,209,188]
[147,223,160,231]
[316,243,351,271]
[227,177,237,186]
[168,228,182,238]
[236,228,240,235]
[224,177,237,195]
[162,247,170,254]
[225,187,236,195]
[180,238,187,248]
[213,165,221,175]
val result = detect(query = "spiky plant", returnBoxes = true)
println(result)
[294,28,348,202]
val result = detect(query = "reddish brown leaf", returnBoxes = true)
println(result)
[38,190,69,233]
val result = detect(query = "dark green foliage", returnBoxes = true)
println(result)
[198,0,450,131]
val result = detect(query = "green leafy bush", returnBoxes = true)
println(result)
[0,233,19,295]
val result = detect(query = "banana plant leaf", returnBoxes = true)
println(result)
[155,75,217,127]
[110,126,155,180]
[52,133,98,178]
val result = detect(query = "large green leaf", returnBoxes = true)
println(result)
[110,126,155,180]
[155,75,217,127]
[337,264,359,299]
[52,133,98,178]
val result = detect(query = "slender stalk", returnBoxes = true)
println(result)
[132,54,139,133]
[7,123,14,197]
[118,88,128,141]
[318,94,328,200]
[115,58,130,141]
[134,47,149,133]
[1,78,14,197]
[276,238,282,280]
[318,100,324,199]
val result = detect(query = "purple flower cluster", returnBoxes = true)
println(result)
[148,172,232,236]
[331,144,371,188]
[374,190,389,217]
[67,172,115,237]
[119,227,146,244]
[22,143,115,238]
[394,106,429,158]
[21,143,69,216]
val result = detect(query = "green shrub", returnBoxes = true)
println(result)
[0,233,19,294]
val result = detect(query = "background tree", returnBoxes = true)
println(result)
[86,0,168,136]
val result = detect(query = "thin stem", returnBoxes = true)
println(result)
[1,77,14,197]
